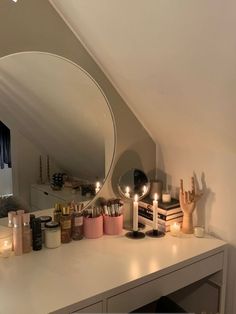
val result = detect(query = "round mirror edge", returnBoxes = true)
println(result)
[0,50,117,210]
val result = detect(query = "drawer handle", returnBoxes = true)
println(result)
[44,192,49,195]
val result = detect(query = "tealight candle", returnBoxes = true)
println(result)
[194,226,205,238]
[153,193,158,231]
[170,222,181,236]
[125,186,130,198]
[133,194,139,232]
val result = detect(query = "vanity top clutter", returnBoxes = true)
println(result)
[0,198,124,258]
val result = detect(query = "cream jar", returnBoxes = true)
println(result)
[45,221,61,249]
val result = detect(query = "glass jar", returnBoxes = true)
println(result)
[45,221,61,249]
[39,216,52,243]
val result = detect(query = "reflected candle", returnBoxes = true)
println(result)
[95,182,101,194]
[143,185,147,195]
[2,240,12,258]
[125,186,130,198]
[133,194,139,232]
[153,193,158,231]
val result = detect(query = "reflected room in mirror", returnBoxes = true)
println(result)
[0,52,115,218]
[118,168,150,200]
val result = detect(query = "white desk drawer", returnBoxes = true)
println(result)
[72,301,103,313]
[107,252,224,313]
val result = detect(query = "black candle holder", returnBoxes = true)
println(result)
[125,230,145,239]
[145,229,165,238]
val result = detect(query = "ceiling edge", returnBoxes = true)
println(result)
[48,0,156,144]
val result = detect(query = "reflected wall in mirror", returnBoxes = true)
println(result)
[0,52,115,218]
[118,168,150,200]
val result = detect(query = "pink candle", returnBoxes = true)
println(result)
[153,193,158,230]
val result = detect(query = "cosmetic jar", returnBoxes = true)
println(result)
[39,216,52,243]
[45,221,61,249]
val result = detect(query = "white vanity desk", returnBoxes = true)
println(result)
[0,210,227,314]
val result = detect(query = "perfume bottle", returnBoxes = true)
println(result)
[60,207,72,243]
[72,205,83,240]
[53,203,62,224]
[22,213,32,253]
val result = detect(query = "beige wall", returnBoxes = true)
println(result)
[0,0,156,222]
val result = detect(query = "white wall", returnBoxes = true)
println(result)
[50,1,236,312]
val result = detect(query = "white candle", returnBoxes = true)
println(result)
[125,186,130,198]
[133,194,139,232]
[153,193,158,231]
[170,222,181,236]
[95,181,101,194]
[1,240,12,258]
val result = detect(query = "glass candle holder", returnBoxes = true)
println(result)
[0,227,13,258]
[170,222,181,236]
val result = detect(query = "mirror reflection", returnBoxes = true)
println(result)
[0,52,115,217]
[118,169,150,200]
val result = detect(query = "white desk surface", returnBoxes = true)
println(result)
[0,210,227,314]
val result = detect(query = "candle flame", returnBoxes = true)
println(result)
[125,186,130,193]
[154,193,158,201]
[96,181,100,189]
[134,194,139,202]
[143,185,147,194]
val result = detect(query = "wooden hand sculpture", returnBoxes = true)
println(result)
[179,177,202,234]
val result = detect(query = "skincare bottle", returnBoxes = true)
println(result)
[13,215,23,256]
[72,205,83,240]
[32,218,42,251]
[53,203,62,224]
[22,213,32,253]
[60,207,72,243]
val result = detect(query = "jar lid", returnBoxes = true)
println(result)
[39,216,52,223]
[45,221,59,228]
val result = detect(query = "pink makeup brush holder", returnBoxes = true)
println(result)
[104,214,123,235]
[83,215,103,239]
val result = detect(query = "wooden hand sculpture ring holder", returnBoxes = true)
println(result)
[179,177,202,234]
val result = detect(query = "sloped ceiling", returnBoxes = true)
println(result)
[50,0,236,153]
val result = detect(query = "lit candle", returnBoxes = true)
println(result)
[170,222,181,236]
[1,240,12,258]
[143,185,147,195]
[95,181,101,194]
[125,186,130,198]
[153,193,158,231]
[133,194,139,232]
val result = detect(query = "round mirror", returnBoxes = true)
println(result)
[118,168,150,200]
[0,52,115,217]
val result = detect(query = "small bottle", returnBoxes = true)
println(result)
[60,207,72,243]
[45,222,61,249]
[22,213,32,253]
[53,203,62,224]
[72,205,83,240]
[13,215,23,256]
[32,218,42,251]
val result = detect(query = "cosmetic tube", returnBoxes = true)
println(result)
[23,213,32,253]
[13,215,23,256]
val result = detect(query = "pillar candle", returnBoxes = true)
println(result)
[133,194,139,232]
[153,193,158,230]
